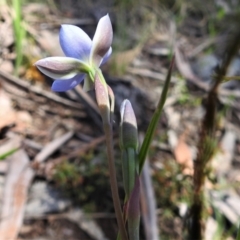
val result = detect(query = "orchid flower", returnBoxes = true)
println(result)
[35,14,113,92]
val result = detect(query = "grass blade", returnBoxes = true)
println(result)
[139,55,175,173]
[12,0,25,75]
[237,223,240,240]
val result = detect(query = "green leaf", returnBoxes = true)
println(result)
[237,222,240,240]
[12,0,25,76]
[139,55,175,173]
[122,148,137,199]
[0,147,19,160]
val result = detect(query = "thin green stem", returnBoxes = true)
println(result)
[12,0,25,76]
[128,215,140,240]
[103,122,128,240]
[218,75,240,82]
[237,222,240,240]
[127,177,140,240]
[94,70,128,240]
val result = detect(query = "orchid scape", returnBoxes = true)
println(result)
[35,14,173,240]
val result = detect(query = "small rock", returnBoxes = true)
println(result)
[192,54,218,82]
[25,181,71,217]
[192,54,240,89]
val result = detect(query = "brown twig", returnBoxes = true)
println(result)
[188,24,240,240]
[39,135,106,179]
[0,70,84,110]
[34,131,74,163]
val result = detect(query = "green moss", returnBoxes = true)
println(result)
[52,151,122,212]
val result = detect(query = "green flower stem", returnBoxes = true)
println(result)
[103,121,128,240]
[128,212,140,240]
[237,223,240,240]
[120,148,139,240]
[127,177,140,240]
[94,71,128,240]
[122,148,136,199]
[123,148,139,240]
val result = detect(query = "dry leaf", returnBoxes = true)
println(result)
[0,89,16,129]
[0,5,14,48]
[110,44,143,75]
[0,148,34,240]
[0,89,32,131]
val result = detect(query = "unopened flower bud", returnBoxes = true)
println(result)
[94,72,110,124]
[120,99,138,150]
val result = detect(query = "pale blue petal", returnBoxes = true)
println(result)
[90,14,113,65]
[100,47,112,66]
[60,25,92,59]
[35,57,86,80]
[51,73,85,92]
